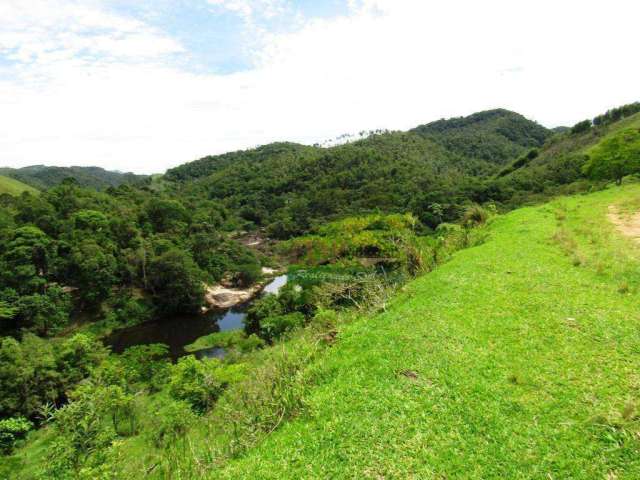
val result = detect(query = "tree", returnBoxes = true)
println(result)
[259,312,305,342]
[147,249,204,315]
[67,241,117,308]
[571,119,592,135]
[0,226,52,295]
[145,198,189,233]
[0,301,16,321]
[0,334,59,418]
[15,285,71,336]
[56,334,108,389]
[583,128,640,184]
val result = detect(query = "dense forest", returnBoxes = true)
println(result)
[2,104,640,478]
[0,166,146,191]
[165,109,554,236]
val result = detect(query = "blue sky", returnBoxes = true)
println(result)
[1,0,639,173]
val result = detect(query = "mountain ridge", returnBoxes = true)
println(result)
[0,165,146,191]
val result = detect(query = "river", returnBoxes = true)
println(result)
[106,275,287,360]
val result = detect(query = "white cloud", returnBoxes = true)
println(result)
[1,0,639,173]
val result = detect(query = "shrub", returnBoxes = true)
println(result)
[571,119,592,135]
[260,312,306,342]
[232,261,262,288]
[312,274,392,312]
[119,344,169,385]
[236,334,266,353]
[244,294,285,334]
[147,400,196,448]
[0,417,32,454]
[168,356,243,413]
[217,336,320,455]
[462,204,490,228]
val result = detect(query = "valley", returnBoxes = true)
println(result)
[1,103,640,478]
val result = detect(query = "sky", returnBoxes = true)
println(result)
[1,0,639,174]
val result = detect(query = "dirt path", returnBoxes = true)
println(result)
[607,205,640,243]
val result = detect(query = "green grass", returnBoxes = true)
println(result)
[184,330,243,353]
[0,175,38,196]
[6,183,640,479]
[212,183,640,479]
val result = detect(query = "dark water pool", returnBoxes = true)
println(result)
[105,275,286,360]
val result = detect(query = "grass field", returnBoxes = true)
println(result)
[5,182,640,479]
[213,183,640,479]
[0,175,38,196]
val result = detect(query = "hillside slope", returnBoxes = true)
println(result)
[0,165,145,191]
[495,111,640,201]
[411,108,550,163]
[217,184,640,479]
[0,175,38,196]
[166,110,551,234]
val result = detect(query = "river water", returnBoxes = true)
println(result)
[106,275,287,360]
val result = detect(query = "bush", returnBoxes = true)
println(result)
[147,400,196,448]
[462,204,489,228]
[119,344,169,385]
[232,261,262,288]
[236,334,266,353]
[0,417,32,454]
[245,294,285,334]
[571,119,592,135]
[216,332,323,456]
[168,356,243,413]
[260,312,306,342]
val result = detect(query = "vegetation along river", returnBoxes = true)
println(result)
[106,275,287,360]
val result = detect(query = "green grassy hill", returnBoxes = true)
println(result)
[0,175,38,196]
[214,183,640,478]
[495,111,640,199]
[0,165,146,191]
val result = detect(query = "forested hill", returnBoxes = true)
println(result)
[410,109,551,163]
[165,109,552,237]
[0,165,146,191]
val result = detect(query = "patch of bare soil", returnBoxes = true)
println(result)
[608,205,640,243]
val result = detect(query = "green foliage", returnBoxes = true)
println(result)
[462,204,490,228]
[14,285,71,336]
[56,334,109,386]
[148,248,204,315]
[119,344,169,385]
[0,176,38,196]
[0,177,262,336]
[168,356,243,413]
[0,417,32,455]
[0,333,106,419]
[593,101,640,127]
[583,128,640,184]
[411,108,550,162]
[260,312,306,342]
[571,119,592,135]
[166,110,551,234]
[0,226,51,295]
[45,383,122,476]
[210,184,640,478]
[244,294,285,334]
[72,209,109,232]
[147,399,196,448]
[0,301,16,321]
[67,241,118,308]
[184,330,266,355]
[0,334,59,418]
[145,198,189,233]
[0,165,145,191]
